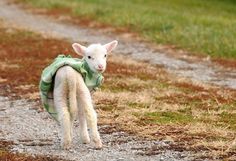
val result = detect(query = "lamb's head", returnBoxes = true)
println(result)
[72,40,118,73]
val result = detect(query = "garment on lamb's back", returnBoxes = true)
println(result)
[39,54,104,121]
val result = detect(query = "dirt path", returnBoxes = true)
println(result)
[0,96,195,161]
[1,0,236,89]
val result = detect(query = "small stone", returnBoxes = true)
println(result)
[69,149,76,153]
[18,148,24,153]
[18,144,24,148]
[117,158,124,161]
[160,156,165,161]
[27,148,32,153]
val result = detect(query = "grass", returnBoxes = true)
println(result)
[219,112,236,130]
[16,0,236,59]
[1,22,236,159]
[137,111,195,124]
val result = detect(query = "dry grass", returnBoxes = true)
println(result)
[0,140,64,161]
[94,55,236,159]
[0,22,236,160]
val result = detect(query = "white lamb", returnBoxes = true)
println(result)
[53,40,118,149]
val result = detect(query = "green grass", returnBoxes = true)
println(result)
[18,0,236,58]
[137,111,195,124]
[219,112,236,130]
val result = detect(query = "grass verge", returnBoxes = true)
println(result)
[16,0,236,59]
[0,21,236,160]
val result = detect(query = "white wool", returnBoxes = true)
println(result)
[54,40,118,149]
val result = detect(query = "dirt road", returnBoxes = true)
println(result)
[0,96,195,160]
[1,0,236,89]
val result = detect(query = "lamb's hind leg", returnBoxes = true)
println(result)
[54,76,72,149]
[68,79,78,142]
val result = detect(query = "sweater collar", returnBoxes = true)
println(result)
[82,59,102,77]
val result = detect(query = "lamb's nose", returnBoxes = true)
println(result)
[98,64,103,70]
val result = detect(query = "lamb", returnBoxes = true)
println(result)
[40,40,118,150]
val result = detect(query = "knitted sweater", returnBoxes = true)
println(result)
[39,54,103,120]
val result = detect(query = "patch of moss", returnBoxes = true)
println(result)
[218,103,236,111]
[156,82,170,89]
[139,111,194,124]
[218,112,236,130]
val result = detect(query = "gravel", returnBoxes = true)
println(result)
[0,96,196,160]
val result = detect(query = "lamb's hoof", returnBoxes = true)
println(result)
[62,144,71,150]
[61,140,72,150]
[94,139,103,150]
[81,136,90,144]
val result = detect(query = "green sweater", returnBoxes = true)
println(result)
[39,55,103,120]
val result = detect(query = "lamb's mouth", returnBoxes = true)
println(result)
[96,68,105,73]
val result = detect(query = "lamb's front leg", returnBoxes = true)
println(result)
[54,84,72,150]
[59,107,72,150]
[78,92,102,149]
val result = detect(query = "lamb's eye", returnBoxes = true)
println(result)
[88,56,92,59]
[104,54,107,58]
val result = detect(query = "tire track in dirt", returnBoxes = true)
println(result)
[0,0,236,89]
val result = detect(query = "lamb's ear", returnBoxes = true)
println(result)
[72,43,86,56]
[103,40,118,53]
